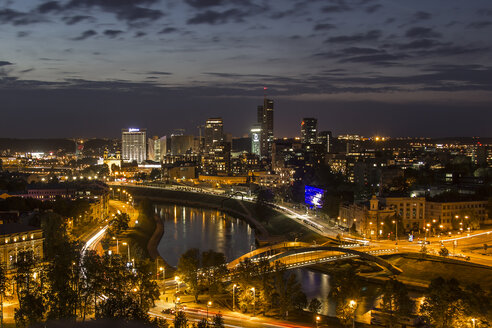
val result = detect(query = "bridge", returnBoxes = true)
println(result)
[227,241,402,275]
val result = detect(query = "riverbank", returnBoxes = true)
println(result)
[121,186,326,245]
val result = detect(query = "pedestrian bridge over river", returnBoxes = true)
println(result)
[227,241,402,275]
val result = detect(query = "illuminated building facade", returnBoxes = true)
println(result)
[122,128,147,163]
[257,98,274,158]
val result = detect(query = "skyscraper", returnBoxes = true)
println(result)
[250,124,262,156]
[257,98,274,158]
[122,128,147,163]
[318,130,333,153]
[204,118,223,151]
[301,118,318,145]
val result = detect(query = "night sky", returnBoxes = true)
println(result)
[1,0,492,138]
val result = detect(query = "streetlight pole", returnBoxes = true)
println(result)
[207,301,212,321]
[316,315,320,328]
[392,220,398,244]
[349,300,357,328]
[233,284,237,312]
[251,287,256,317]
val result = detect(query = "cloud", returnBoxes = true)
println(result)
[405,27,441,38]
[0,61,13,67]
[313,23,336,31]
[366,4,382,13]
[146,71,173,75]
[467,21,492,29]
[339,53,407,65]
[187,9,248,25]
[17,31,30,37]
[184,0,223,8]
[37,1,62,13]
[134,31,146,37]
[65,0,164,24]
[326,30,381,43]
[412,11,432,21]
[0,8,46,25]
[104,29,124,38]
[71,29,97,41]
[398,39,447,50]
[62,15,94,25]
[20,68,35,73]
[321,4,351,13]
[159,27,177,34]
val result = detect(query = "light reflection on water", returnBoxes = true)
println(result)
[156,204,256,267]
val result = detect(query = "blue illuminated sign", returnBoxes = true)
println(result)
[305,186,325,208]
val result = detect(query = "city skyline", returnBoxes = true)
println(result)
[1,0,492,138]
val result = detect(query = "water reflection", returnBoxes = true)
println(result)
[156,204,256,267]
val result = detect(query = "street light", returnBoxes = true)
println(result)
[175,276,180,295]
[207,301,212,321]
[251,287,256,317]
[316,315,321,328]
[472,318,476,328]
[349,300,357,328]
[122,242,130,262]
[392,220,398,244]
[233,284,237,312]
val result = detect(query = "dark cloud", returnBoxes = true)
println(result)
[413,11,432,21]
[384,17,395,24]
[398,39,447,50]
[366,4,382,13]
[0,61,13,67]
[321,4,351,13]
[71,29,97,41]
[313,23,336,31]
[20,68,35,73]
[187,9,248,25]
[414,45,489,57]
[62,15,94,25]
[0,8,45,25]
[146,71,172,75]
[17,31,30,38]
[184,0,223,8]
[326,30,382,43]
[467,21,492,29]
[340,47,383,55]
[159,27,177,34]
[405,27,441,38]
[104,29,124,38]
[37,1,62,14]
[340,53,407,65]
[65,0,164,23]
[134,31,146,37]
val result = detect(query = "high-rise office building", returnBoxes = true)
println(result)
[147,136,161,162]
[318,131,333,153]
[257,98,274,158]
[250,124,262,156]
[170,135,195,155]
[122,128,147,163]
[204,118,223,151]
[301,118,318,145]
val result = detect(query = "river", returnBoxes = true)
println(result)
[156,203,378,317]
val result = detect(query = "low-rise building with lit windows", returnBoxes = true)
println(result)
[0,223,43,269]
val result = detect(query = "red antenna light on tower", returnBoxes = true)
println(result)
[263,86,268,99]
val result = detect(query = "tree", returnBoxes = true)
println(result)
[202,250,228,300]
[177,248,201,302]
[196,318,208,328]
[14,251,45,327]
[329,269,361,327]
[109,212,130,236]
[0,264,7,327]
[174,311,188,328]
[308,298,323,314]
[439,247,449,257]
[96,295,149,321]
[380,278,414,328]
[273,269,304,319]
[212,313,225,328]
[419,277,467,328]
